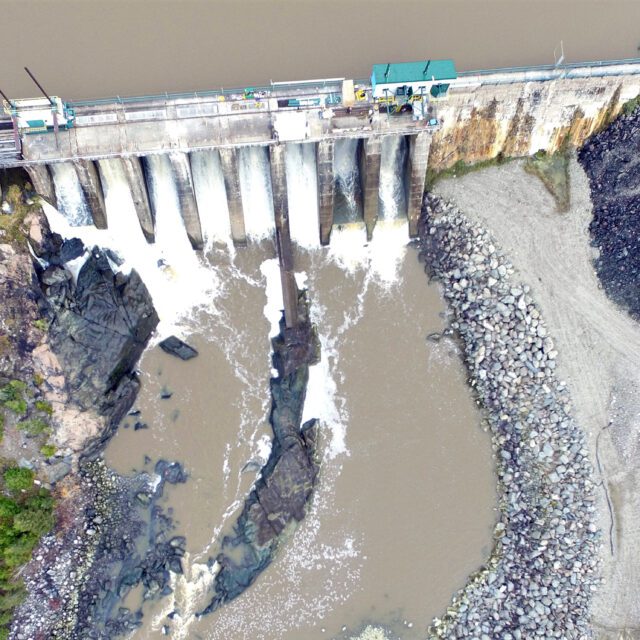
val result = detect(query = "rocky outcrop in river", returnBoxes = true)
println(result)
[34,235,158,454]
[418,195,600,638]
[578,103,640,320]
[201,289,320,615]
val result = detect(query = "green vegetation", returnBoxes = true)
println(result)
[524,148,571,213]
[0,382,27,417]
[16,418,49,438]
[34,401,52,416]
[0,185,34,248]
[39,444,56,458]
[32,320,48,333]
[426,153,512,189]
[622,93,640,116]
[0,462,54,636]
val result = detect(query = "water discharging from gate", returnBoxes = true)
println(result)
[47,148,496,640]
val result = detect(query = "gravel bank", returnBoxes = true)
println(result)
[418,194,600,638]
[434,159,640,637]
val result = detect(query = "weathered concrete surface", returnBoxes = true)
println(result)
[72,159,108,229]
[24,164,57,207]
[429,76,640,172]
[316,139,334,245]
[270,144,298,328]
[167,152,203,250]
[201,291,320,616]
[406,132,431,237]
[219,147,246,246]
[360,136,381,240]
[435,159,640,638]
[121,156,154,242]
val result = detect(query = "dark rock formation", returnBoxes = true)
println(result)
[35,239,158,451]
[201,290,320,616]
[578,104,640,319]
[159,335,198,360]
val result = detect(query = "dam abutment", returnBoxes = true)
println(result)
[406,132,432,237]
[316,139,335,245]
[360,136,382,240]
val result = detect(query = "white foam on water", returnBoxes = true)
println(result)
[49,162,92,226]
[327,223,369,274]
[238,146,275,240]
[333,138,360,217]
[43,155,222,339]
[285,142,320,249]
[379,135,407,220]
[260,258,284,337]
[190,150,234,253]
[368,218,409,285]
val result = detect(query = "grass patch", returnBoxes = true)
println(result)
[426,153,512,189]
[0,462,55,636]
[0,186,33,248]
[16,419,49,438]
[0,382,27,418]
[39,444,56,458]
[32,320,48,333]
[524,149,571,212]
[34,401,52,416]
[622,93,640,116]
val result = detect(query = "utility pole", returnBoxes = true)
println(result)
[24,67,54,105]
[24,67,59,144]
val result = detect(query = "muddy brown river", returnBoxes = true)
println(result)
[105,231,496,639]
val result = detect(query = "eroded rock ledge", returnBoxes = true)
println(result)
[418,195,600,639]
[201,289,320,615]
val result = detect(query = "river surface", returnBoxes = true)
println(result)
[105,228,496,639]
[3,1,639,100]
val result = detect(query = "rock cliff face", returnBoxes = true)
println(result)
[429,76,639,173]
[34,235,158,454]
[578,104,640,320]
[202,290,320,615]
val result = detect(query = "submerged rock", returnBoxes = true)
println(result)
[201,289,320,616]
[159,335,199,360]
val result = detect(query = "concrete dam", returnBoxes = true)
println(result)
[2,57,640,252]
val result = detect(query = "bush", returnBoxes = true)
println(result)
[3,468,34,493]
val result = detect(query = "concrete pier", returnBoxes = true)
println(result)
[316,140,335,246]
[360,136,381,240]
[167,152,203,250]
[269,144,298,328]
[406,132,432,237]
[219,148,247,246]
[25,164,57,207]
[72,160,108,229]
[121,156,154,242]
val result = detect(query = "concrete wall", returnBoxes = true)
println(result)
[121,156,154,242]
[25,164,56,207]
[316,140,335,245]
[219,147,247,246]
[360,136,381,241]
[167,152,203,250]
[72,160,108,229]
[429,74,640,172]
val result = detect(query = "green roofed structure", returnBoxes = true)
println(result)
[370,59,457,99]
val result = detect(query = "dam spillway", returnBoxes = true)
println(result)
[3,56,639,254]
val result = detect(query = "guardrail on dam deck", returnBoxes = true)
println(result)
[1,57,640,251]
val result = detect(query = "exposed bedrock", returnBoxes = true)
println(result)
[33,235,158,454]
[418,195,599,638]
[578,105,640,320]
[201,290,320,616]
